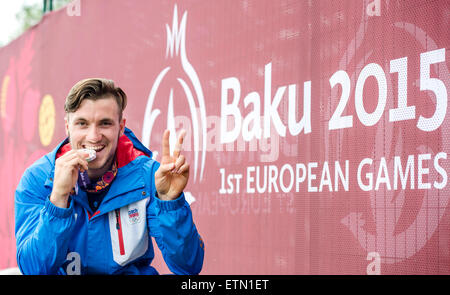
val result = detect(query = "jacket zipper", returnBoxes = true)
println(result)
[114,209,125,255]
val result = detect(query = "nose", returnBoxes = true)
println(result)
[86,125,102,142]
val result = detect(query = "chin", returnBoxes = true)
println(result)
[89,161,106,170]
[91,154,115,169]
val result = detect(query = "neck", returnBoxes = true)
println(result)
[87,156,115,180]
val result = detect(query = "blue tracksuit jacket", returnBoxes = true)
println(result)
[14,128,204,275]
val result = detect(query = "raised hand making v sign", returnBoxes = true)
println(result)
[155,129,189,201]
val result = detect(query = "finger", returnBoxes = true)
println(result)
[76,150,91,162]
[67,151,90,169]
[77,149,96,161]
[58,149,78,159]
[161,129,171,162]
[156,162,175,176]
[66,156,88,172]
[177,162,189,175]
[55,150,81,167]
[172,155,185,173]
[173,129,186,158]
[77,158,89,172]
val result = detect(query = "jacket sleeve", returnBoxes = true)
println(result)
[15,167,76,275]
[147,192,205,275]
[146,162,204,275]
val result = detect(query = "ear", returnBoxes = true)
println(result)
[64,114,69,136]
[119,118,126,137]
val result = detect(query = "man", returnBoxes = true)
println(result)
[15,78,204,275]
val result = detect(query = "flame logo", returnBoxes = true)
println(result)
[142,5,207,186]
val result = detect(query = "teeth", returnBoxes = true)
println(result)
[83,146,104,151]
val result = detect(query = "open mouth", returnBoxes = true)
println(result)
[81,144,106,154]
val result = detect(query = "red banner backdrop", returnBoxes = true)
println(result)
[0,0,449,274]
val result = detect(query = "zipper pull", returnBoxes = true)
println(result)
[115,209,120,230]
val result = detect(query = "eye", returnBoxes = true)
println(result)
[76,121,87,126]
[100,121,113,126]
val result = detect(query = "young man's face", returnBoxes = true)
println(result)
[65,96,126,179]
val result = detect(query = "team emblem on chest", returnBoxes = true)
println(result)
[127,207,141,224]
